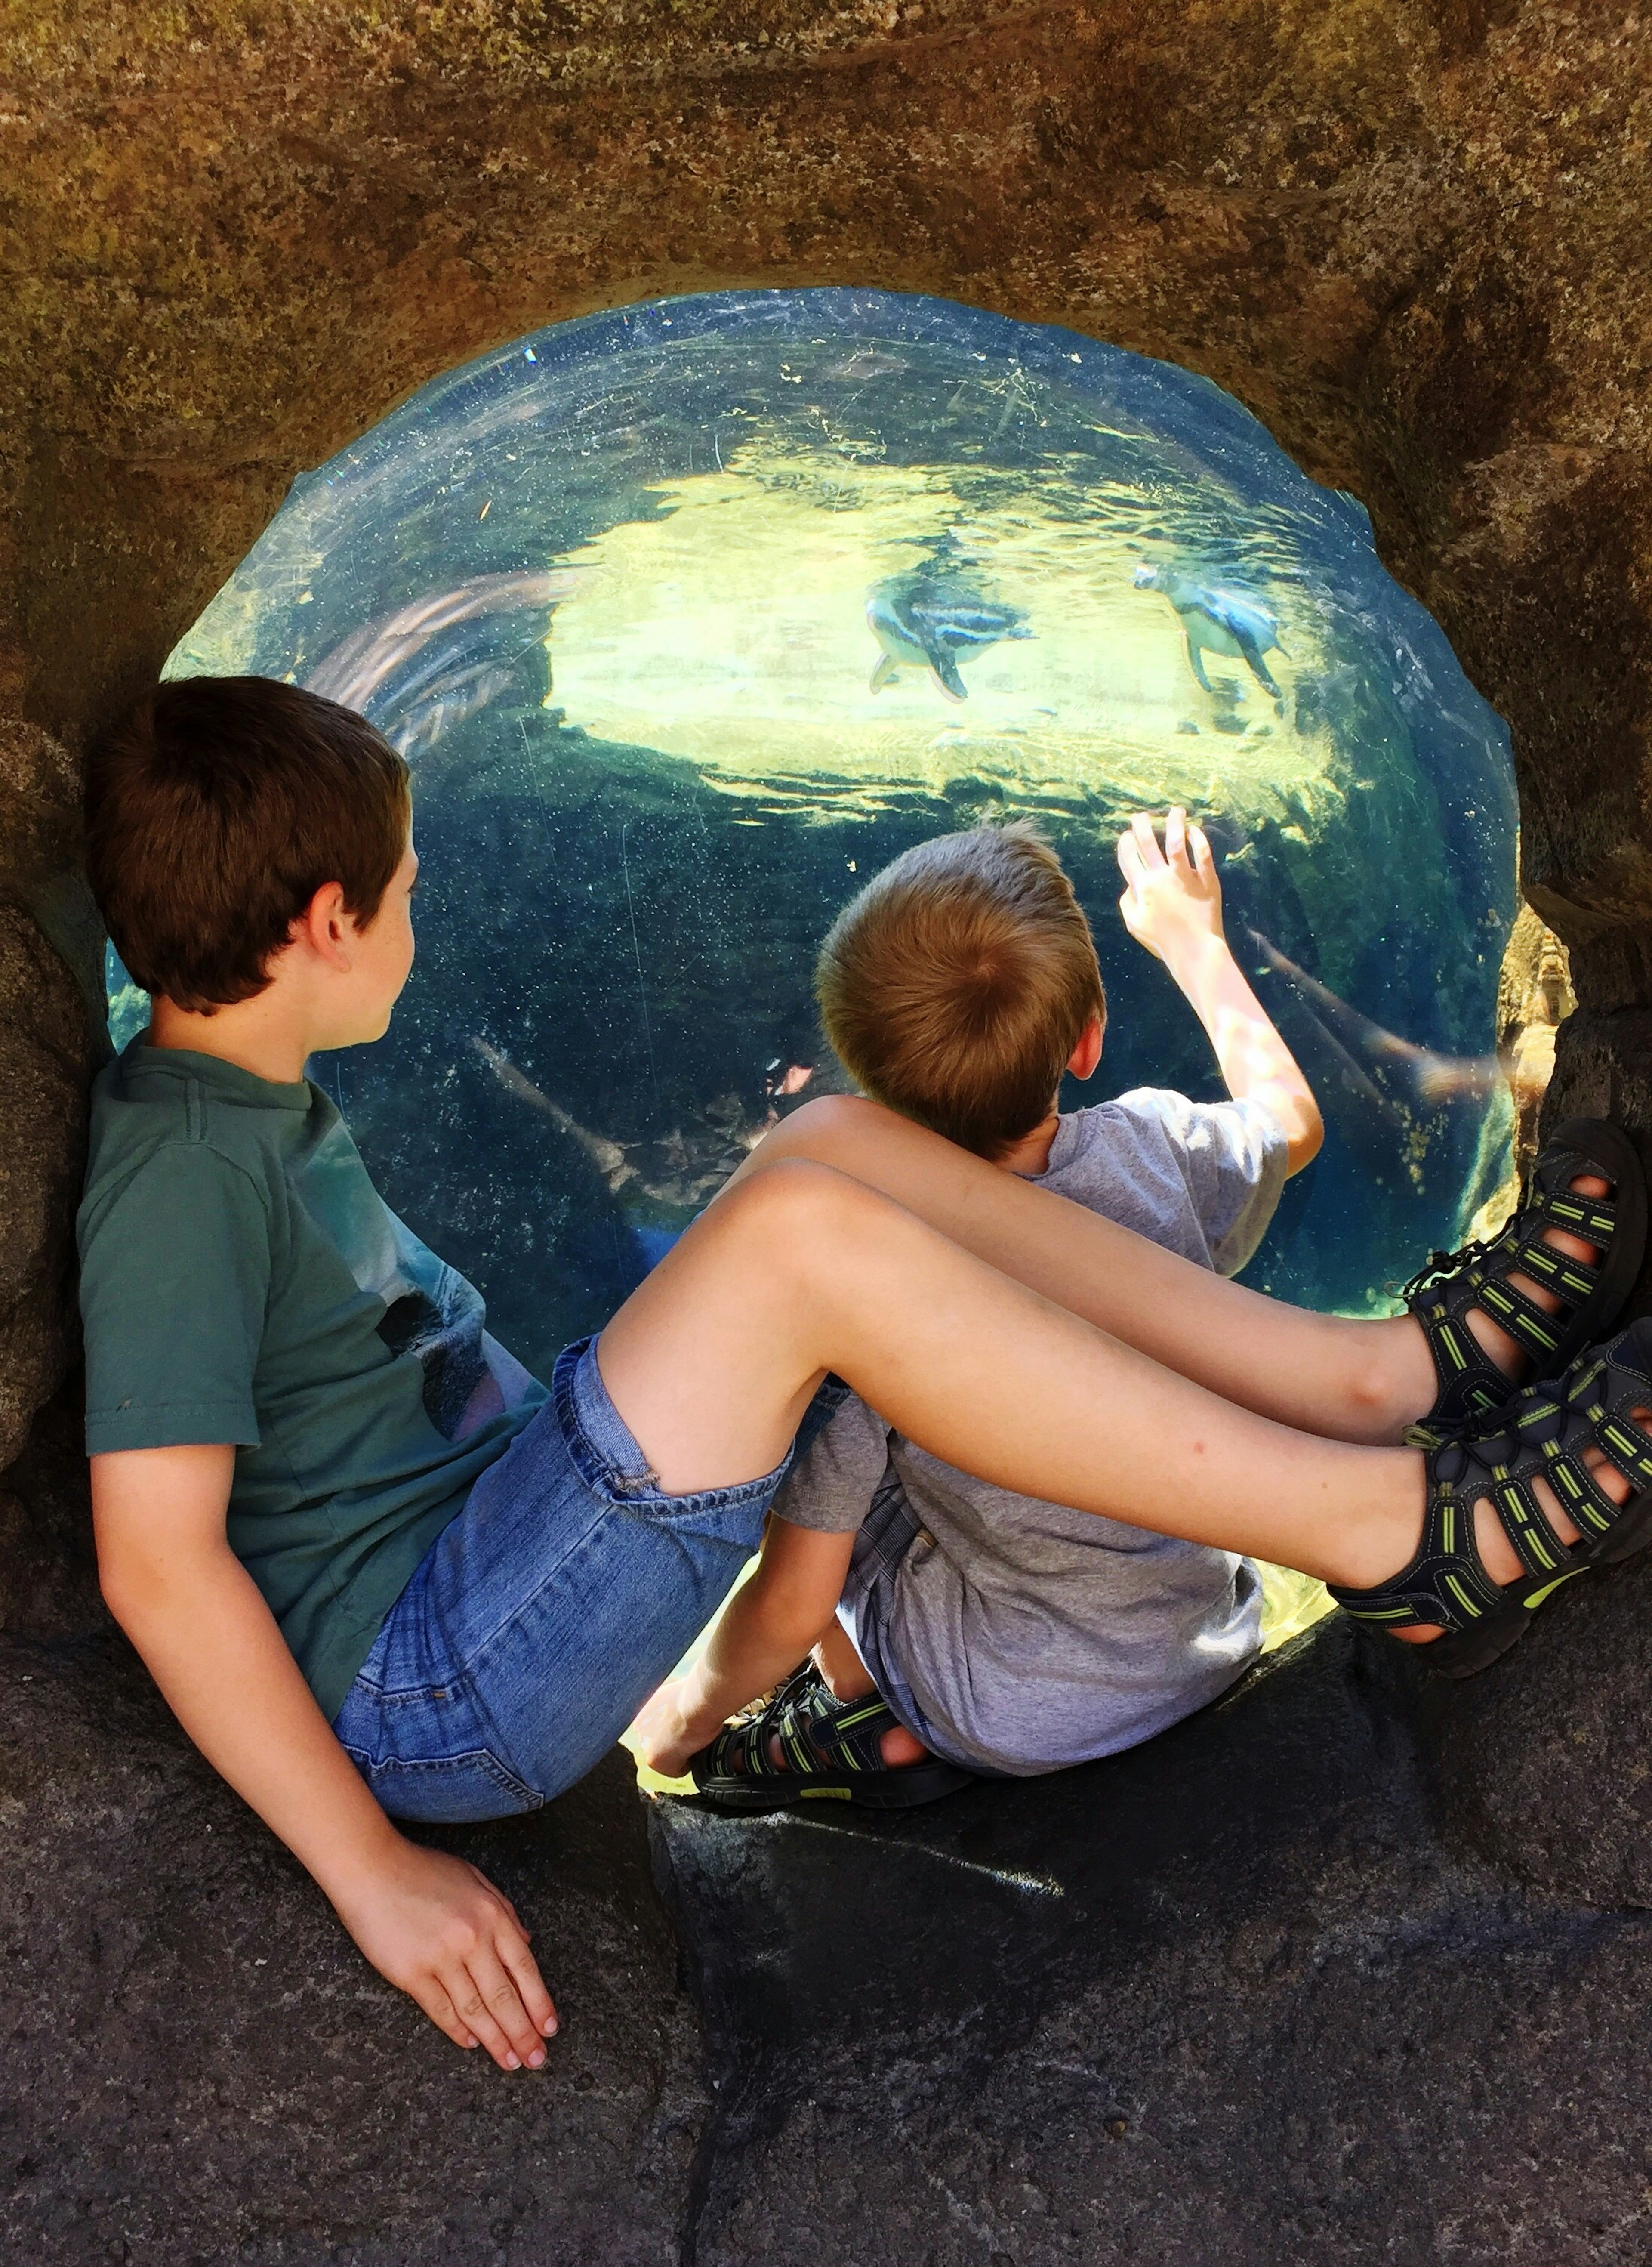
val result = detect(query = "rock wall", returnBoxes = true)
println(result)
[651,1623,1652,2267]
[5,3,1652,2258]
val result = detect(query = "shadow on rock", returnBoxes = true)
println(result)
[651,1618,1652,2267]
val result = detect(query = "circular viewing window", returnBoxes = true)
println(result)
[133,288,1518,1368]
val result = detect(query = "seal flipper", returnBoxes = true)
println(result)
[919,636,969,702]
[1231,622,1282,699]
[1182,628,1214,696]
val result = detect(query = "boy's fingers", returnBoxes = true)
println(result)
[415,1976,481,2054]
[447,1970,525,2070]
[1130,811,1167,868]
[1190,824,1217,883]
[462,1945,548,2068]
[496,1925,560,2038]
[1115,831,1146,890]
[1165,806,1187,865]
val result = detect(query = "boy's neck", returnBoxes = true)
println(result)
[996,1109,1061,1178]
[148,993,317,1086]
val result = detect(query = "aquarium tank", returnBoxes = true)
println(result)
[124,288,1519,1374]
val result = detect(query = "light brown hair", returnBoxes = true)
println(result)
[815,822,1105,1158]
[87,676,412,1013]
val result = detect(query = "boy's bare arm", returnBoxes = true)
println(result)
[1117,807,1324,1174]
[629,1518,854,1778]
[92,1444,557,2071]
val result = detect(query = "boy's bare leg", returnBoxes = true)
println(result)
[600,1161,1638,1647]
[731,1099,1608,1445]
[601,1159,1427,1589]
[812,1619,875,1700]
[811,1621,927,1767]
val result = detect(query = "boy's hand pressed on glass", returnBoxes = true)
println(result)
[1117,808,1322,1175]
[91,1441,557,2071]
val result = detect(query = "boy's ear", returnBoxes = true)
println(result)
[293,880,354,968]
[1067,1013,1105,1082]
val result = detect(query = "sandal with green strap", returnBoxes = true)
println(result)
[1331,1317,1652,1676]
[688,1662,977,1812]
[1402,1117,1646,1448]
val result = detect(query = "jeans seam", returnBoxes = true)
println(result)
[339,1739,545,1811]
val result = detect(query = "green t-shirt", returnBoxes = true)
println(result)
[77,1041,547,1718]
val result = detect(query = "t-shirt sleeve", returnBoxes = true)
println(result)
[1119,1090,1290,1277]
[80,1142,272,1454]
[771,1388,894,1533]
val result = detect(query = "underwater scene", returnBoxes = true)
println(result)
[137,288,1519,1374]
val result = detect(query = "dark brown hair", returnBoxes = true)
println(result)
[87,676,412,1013]
[815,822,1106,1159]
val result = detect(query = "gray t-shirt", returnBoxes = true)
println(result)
[772,1089,1288,1776]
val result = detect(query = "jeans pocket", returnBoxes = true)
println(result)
[339,1742,546,1825]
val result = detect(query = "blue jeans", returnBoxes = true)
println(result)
[333,1337,843,1823]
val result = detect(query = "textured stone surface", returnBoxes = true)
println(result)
[651,1620,1652,2266]
[0,1632,706,2264]
[0,1374,98,1638]
[1433,1547,1652,1911]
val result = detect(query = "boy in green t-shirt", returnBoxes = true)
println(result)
[82,674,1651,2072]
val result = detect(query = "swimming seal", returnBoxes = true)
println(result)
[865,574,1030,702]
[1134,563,1285,702]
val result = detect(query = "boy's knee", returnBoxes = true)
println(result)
[756,1091,898,1169]
[721,1152,866,1244]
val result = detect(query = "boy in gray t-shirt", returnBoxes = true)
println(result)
[631,811,1323,1804]
[772,1087,1285,1778]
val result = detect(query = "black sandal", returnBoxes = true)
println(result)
[688,1662,977,1813]
[1331,1319,1652,1676]
[1403,1118,1646,1447]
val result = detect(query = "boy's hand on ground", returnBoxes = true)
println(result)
[628,1676,708,1780]
[1116,809,1225,970]
[329,1836,558,2070]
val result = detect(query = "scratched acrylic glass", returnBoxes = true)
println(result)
[130,288,1519,1362]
